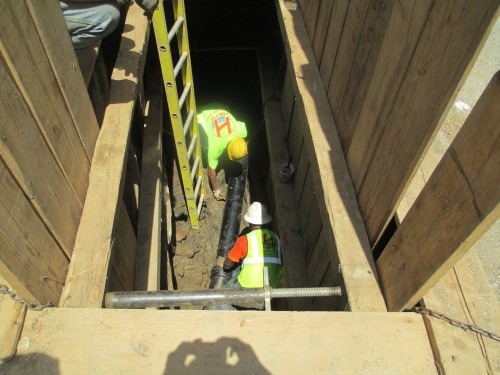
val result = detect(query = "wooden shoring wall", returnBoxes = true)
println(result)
[59,1,150,308]
[300,0,499,245]
[274,0,387,312]
[276,0,499,312]
[0,0,99,305]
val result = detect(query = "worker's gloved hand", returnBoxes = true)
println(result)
[135,0,159,13]
[213,189,225,201]
[215,256,225,268]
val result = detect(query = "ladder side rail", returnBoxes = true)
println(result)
[152,0,200,229]
[173,0,206,219]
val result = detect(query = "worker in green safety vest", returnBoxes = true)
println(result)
[197,106,248,201]
[219,202,283,289]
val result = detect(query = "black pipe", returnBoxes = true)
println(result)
[209,155,248,289]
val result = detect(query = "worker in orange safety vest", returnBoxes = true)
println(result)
[217,202,283,289]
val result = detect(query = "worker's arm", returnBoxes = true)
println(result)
[221,236,248,271]
[208,167,225,201]
[208,167,218,192]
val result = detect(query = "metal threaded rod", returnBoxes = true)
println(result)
[271,287,341,299]
[105,286,341,310]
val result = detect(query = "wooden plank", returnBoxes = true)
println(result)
[27,0,100,159]
[0,45,83,258]
[135,94,163,291]
[287,100,304,177]
[326,0,370,117]
[377,72,500,311]
[319,0,349,87]
[264,101,312,310]
[301,196,322,263]
[0,276,27,362]
[0,158,69,305]
[111,204,137,291]
[59,2,150,308]
[307,228,330,286]
[292,143,309,205]
[259,48,311,310]
[357,1,499,244]
[297,171,314,236]
[76,45,101,88]
[0,1,90,204]
[275,0,386,312]
[347,0,432,197]
[304,0,320,43]
[336,0,396,151]
[311,0,334,64]
[8,309,436,374]
[422,253,500,374]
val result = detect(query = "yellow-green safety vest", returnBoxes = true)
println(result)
[237,229,282,288]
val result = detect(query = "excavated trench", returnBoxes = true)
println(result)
[164,0,283,294]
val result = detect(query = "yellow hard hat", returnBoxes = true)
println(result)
[227,137,247,161]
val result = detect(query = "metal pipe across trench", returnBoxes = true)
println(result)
[105,286,342,310]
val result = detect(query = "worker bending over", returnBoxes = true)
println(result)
[219,202,283,289]
[197,106,247,201]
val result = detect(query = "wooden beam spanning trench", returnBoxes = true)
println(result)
[59,2,150,308]
[274,0,386,312]
[4,308,436,374]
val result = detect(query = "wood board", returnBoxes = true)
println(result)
[5,309,437,374]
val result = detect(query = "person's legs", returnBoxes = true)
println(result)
[60,1,121,50]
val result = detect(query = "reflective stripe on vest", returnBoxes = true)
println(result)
[238,229,281,288]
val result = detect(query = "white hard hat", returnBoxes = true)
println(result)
[244,202,272,225]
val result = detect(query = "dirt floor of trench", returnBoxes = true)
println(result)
[165,155,251,294]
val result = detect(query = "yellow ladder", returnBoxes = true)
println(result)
[152,0,205,231]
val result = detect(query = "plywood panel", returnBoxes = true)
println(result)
[377,72,500,311]
[0,1,91,202]
[275,0,386,312]
[0,159,69,305]
[8,309,436,374]
[319,1,349,87]
[0,63,82,257]
[357,1,499,244]
[59,2,150,308]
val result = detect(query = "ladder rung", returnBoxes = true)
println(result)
[197,194,205,217]
[191,156,200,182]
[194,177,202,201]
[168,16,184,42]
[187,134,197,160]
[178,83,192,109]
[183,110,194,136]
[174,52,188,78]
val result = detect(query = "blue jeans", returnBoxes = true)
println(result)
[60,1,121,49]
